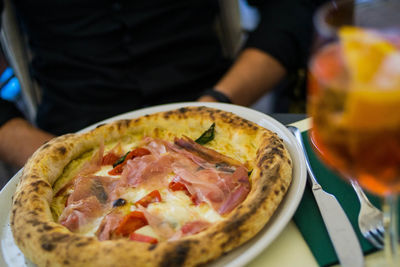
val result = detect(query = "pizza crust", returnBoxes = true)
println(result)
[11,106,292,267]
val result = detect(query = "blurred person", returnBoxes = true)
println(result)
[0,0,326,168]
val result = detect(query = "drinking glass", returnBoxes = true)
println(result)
[308,0,400,265]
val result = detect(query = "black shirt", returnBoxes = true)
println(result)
[0,0,325,135]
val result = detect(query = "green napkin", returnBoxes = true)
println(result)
[293,131,400,266]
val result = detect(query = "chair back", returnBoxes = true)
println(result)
[217,0,245,58]
[0,0,39,123]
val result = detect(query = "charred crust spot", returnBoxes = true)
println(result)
[41,233,71,246]
[160,240,191,267]
[209,112,216,121]
[35,206,44,212]
[262,184,268,192]
[27,219,41,226]
[41,243,55,251]
[30,180,51,193]
[14,198,22,207]
[280,184,286,192]
[274,189,280,195]
[95,123,106,129]
[271,147,283,158]
[42,143,51,150]
[63,260,70,265]
[116,120,130,130]
[75,241,90,247]
[163,111,173,119]
[26,233,31,238]
[220,113,228,120]
[42,224,54,231]
[57,146,67,155]
[220,219,245,248]
[178,107,188,114]
[148,243,158,251]
[28,210,38,216]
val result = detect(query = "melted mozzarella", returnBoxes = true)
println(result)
[80,217,104,237]
[147,190,223,230]
[146,190,196,229]
[135,225,159,239]
[95,165,114,177]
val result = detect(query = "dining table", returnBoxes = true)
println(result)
[0,111,389,267]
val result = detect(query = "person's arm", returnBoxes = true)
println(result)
[0,117,55,167]
[199,0,326,106]
[0,99,54,168]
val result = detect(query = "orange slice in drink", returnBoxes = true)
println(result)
[339,26,396,83]
[339,27,400,129]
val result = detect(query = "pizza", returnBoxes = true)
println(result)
[11,106,292,267]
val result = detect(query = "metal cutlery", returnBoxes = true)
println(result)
[287,125,364,267]
[350,179,385,249]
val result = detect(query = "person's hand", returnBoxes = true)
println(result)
[0,118,55,167]
[197,95,219,103]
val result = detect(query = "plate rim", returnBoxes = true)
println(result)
[0,102,307,267]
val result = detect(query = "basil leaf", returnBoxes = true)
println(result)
[112,151,130,167]
[195,123,215,145]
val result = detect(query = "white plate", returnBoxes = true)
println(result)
[0,102,307,267]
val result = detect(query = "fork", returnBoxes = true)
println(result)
[350,179,385,249]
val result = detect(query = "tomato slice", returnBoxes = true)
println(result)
[108,148,150,175]
[168,181,190,195]
[129,232,158,244]
[101,152,120,166]
[135,190,162,208]
[114,211,148,236]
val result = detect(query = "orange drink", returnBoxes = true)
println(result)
[309,27,400,196]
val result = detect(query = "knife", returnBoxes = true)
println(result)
[287,126,364,267]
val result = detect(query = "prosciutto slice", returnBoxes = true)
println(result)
[174,136,244,168]
[96,211,124,241]
[119,154,174,190]
[60,175,119,231]
[59,196,103,231]
[169,220,211,240]
[171,137,250,214]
